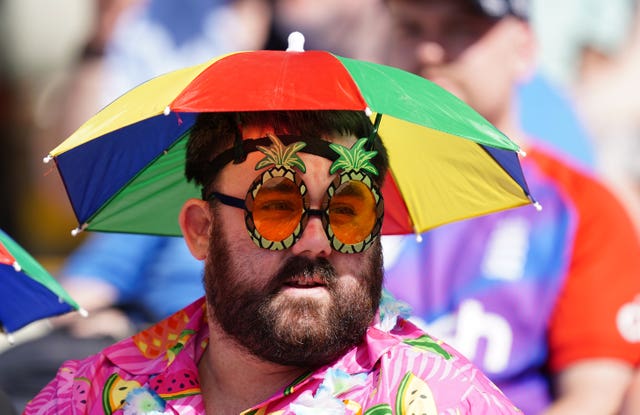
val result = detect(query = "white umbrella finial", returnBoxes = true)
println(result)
[287,32,305,52]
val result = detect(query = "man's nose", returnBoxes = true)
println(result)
[290,214,332,258]
[416,40,446,66]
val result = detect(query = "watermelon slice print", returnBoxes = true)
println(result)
[395,371,438,415]
[149,369,201,400]
[73,377,91,413]
[101,372,142,415]
[363,403,392,415]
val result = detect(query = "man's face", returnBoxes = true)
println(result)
[387,0,530,124]
[203,126,383,367]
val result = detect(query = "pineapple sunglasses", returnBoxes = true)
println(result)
[203,133,384,254]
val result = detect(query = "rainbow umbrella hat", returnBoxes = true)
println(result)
[0,229,86,336]
[45,32,538,237]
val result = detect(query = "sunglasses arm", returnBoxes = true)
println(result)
[208,192,247,209]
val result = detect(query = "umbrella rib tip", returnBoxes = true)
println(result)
[412,225,424,243]
[529,195,543,211]
[43,155,53,164]
[71,224,88,237]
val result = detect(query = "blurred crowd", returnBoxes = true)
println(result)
[1,0,640,413]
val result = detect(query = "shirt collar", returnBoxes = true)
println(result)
[103,297,209,376]
[102,296,418,379]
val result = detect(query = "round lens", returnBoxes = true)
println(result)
[252,177,303,242]
[328,180,377,244]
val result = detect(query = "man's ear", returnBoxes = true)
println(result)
[179,198,212,260]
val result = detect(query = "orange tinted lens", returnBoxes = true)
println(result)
[329,181,377,244]
[252,177,303,242]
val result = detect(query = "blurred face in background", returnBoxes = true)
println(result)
[274,0,392,62]
[386,0,534,126]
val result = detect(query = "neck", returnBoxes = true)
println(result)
[198,320,308,415]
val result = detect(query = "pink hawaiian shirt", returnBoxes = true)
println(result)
[24,297,521,414]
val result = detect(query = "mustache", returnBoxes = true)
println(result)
[268,256,337,289]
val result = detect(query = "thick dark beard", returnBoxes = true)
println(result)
[204,210,383,368]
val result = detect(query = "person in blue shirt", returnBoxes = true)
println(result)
[58,234,204,330]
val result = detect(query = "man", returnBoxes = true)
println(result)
[383,1,640,414]
[24,110,521,414]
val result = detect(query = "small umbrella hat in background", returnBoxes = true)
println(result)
[44,32,539,239]
[0,229,86,337]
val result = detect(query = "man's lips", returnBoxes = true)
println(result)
[272,256,336,291]
[284,274,327,288]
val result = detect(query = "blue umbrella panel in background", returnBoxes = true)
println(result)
[0,229,86,337]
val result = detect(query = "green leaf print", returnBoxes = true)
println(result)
[403,334,452,360]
